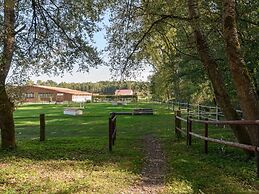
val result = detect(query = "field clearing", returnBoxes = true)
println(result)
[0,102,258,193]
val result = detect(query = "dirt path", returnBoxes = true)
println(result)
[124,135,166,194]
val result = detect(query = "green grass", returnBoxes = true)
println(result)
[0,103,258,193]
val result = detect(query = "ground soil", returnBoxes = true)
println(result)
[124,135,166,194]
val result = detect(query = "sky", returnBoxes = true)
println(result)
[30,16,153,83]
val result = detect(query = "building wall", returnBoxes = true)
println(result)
[72,95,92,102]
[23,86,92,103]
[23,86,72,102]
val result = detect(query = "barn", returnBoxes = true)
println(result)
[23,85,93,103]
[114,89,134,96]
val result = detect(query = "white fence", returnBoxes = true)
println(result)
[170,101,243,121]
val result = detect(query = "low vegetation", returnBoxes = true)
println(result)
[0,103,258,193]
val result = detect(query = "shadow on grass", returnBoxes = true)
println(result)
[0,103,175,193]
[0,136,143,174]
[0,137,144,193]
[163,137,258,193]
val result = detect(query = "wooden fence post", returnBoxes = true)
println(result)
[204,118,208,154]
[187,117,189,146]
[189,116,192,146]
[109,117,112,151]
[109,113,113,152]
[216,105,219,121]
[174,112,178,136]
[113,117,116,145]
[175,110,181,138]
[187,102,190,116]
[40,114,45,141]
[197,104,200,120]
[256,148,259,178]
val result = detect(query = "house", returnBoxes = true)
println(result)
[114,89,134,96]
[23,85,93,103]
[112,89,137,103]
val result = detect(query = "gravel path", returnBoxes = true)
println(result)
[124,135,166,194]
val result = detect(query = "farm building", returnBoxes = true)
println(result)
[114,89,134,96]
[23,85,93,103]
[92,89,137,102]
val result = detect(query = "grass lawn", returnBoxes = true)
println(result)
[0,102,258,193]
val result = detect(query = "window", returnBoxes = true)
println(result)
[38,93,53,98]
[24,93,34,98]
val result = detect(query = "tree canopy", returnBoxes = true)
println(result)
[0,0,106,149]
[106,0,258,104]
[1,0,104,79]
[106,0,259,147]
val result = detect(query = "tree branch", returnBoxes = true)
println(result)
[14,24,26,35]
[239,18,259,27]
[122,15,181,74]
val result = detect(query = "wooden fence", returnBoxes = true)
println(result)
[39,114,45,141]
[14,114,46,141]
[108,109,154,152]
[171,101,243,121]
[175,110,259,178]
[109,112,117,152]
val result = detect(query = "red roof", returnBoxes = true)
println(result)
[115,89,133,96]
[30,85,92,95]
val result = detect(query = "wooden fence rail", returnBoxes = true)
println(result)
[108,111,135,151]
[108,110,154,152]
[174,110,259,178]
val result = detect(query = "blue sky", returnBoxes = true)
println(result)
[30,15,153,83]
[31,30,112,83]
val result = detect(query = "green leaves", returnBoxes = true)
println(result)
[106,0,258,105]
[1,0,105,81]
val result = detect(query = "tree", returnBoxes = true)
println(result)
[0,0,17,149]
[44,80,58,87]
[222,0,259,146]
[187,0,251,145]
[0,0,103,149]
[106,0,258,146]
[236,1,259,96]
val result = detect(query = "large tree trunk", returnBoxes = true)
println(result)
[222,0,259,146]
[187,0,251,145]
[0,87,16,149]
[0,0,16,149]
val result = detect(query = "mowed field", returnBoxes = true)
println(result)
[0,103,258,193]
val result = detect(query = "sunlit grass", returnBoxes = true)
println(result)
[0,158,139,193]
[0,103,258,193]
